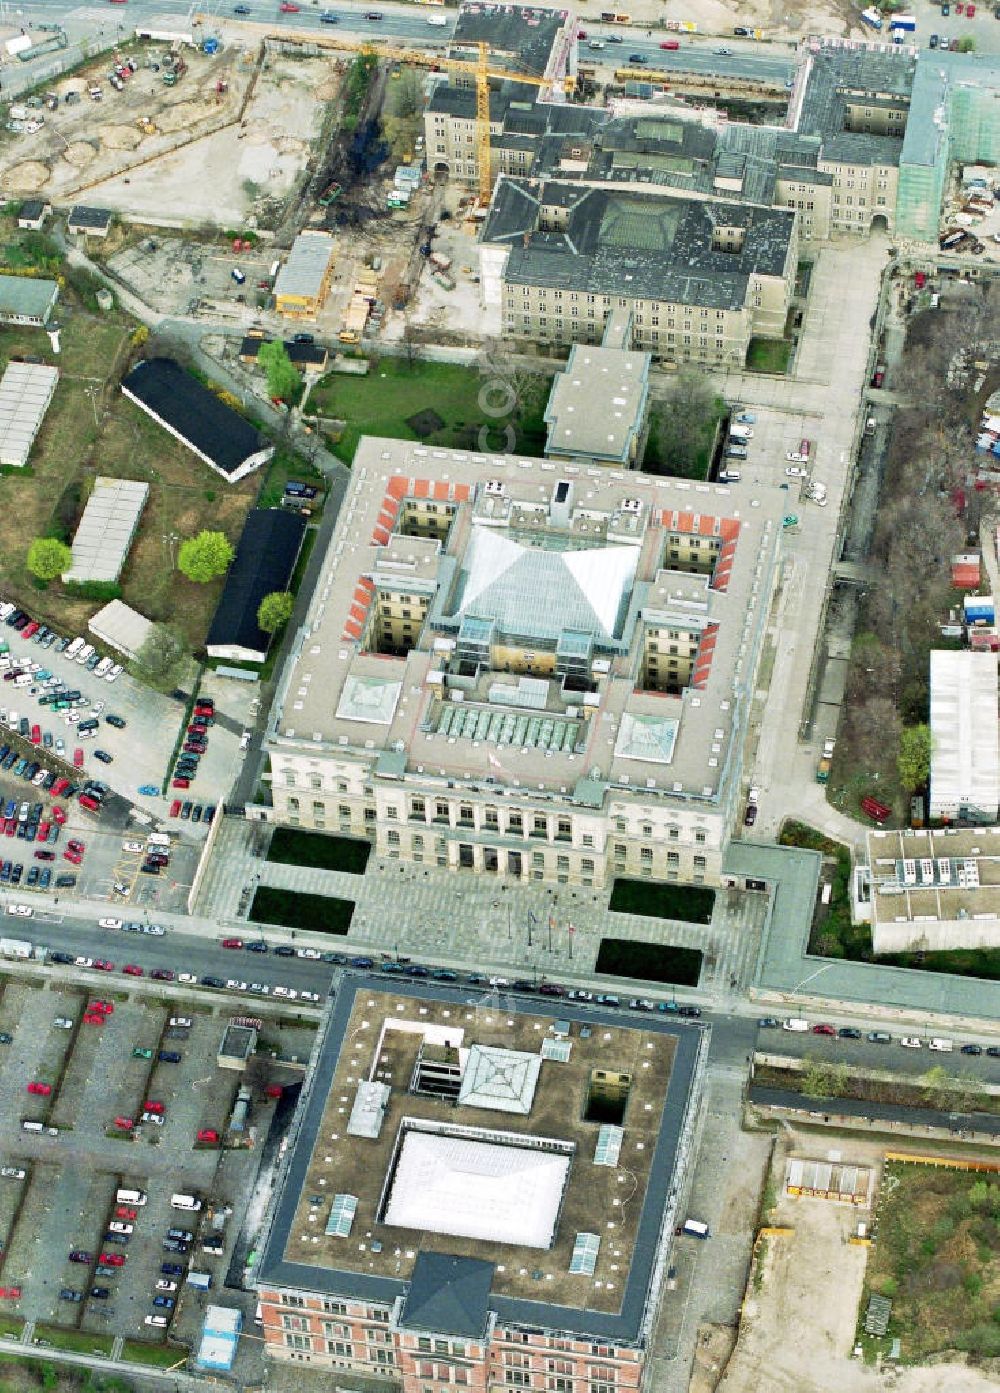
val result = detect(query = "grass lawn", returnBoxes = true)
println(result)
[860,1160,1000,1361]
[595,938,702,986]
[745,337,792,374]
[644,396,726,480]
[609,879,715,924]
[250,885,355,934]
[309,358,548,464]
[119,1338,190,1368]
[267,828,370,874]
[31,1326,113,1356]
[255,447,326,512]
[0,302,258,655]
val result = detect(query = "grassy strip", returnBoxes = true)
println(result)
[267,828,370,874]
[746,337,792,373]
[32,1326,113,1356]
[595,938,702,986]
[608,879,715,924]
[250,885,354,934]
[159,672,203,797]
[119,1339,189,1368]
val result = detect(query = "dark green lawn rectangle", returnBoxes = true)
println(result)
[250,886,354,935]
[609,879,715,924]
[267,828,371,875]
[596,938,702,987]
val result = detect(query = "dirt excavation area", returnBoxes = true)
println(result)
[718,1131,1000,1393]
[587,0,865,39]
[0,44,336,226]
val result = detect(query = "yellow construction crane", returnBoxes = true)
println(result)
[240,24,572,205]
[310,34,571,205]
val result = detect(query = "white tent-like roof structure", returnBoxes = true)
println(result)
[458,1043,541,1114]
[454,526,638,641]
[929,649,999,821]
[382,1130,570,1248]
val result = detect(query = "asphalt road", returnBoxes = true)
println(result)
[757,1027,1000,1081]
[581,37,795,83]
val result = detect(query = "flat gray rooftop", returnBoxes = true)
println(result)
[0,361,58,468]
[64,476,148,585]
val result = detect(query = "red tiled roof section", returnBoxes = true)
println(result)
[343,576,376,642]
[655,509,740,592]
[691,623,720,689]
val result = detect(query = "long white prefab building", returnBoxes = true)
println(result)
[929,649,999,823]
[0,362,58,467]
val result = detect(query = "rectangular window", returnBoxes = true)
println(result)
[387,830,400,846]
[322,1300,347,1315]
[283,1296,306,1309]
[286,1333,312,1350]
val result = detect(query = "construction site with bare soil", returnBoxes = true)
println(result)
[0,39,338,228]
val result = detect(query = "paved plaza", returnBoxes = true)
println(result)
[195,818,769,997]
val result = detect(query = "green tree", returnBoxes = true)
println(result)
[177,530,234,584]
[644,369,719,477]
[26,536,71,581]
[801,1058,849,1098]
[128,623,188,694]
[957,34,976,52]
[257,591,294,634]
[258,339,301,403]
[898,723,932,791]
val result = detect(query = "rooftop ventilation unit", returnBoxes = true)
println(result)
[621,498,642,514]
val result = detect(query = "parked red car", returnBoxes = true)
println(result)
[114,1116,134,1131]
[143,1101,165,1115]
[99,1253,126,1267]
[89,1000,113,1014]
[122,964,144,977]
[116,1205,137,1219]
[51,805,67,825]
[0,1287,22,1299]
[812,1023,836,1036]
[83,1013,104,1026]
[265,1085,283,1099]
[73,749,84,769]
[27,1081,51,1096]
[169,799,182,817]
[197,1129,220,1144]
[30,725,40,746]
[221,938,243,949]
[63,848,82,865]
[171,777,190,790]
